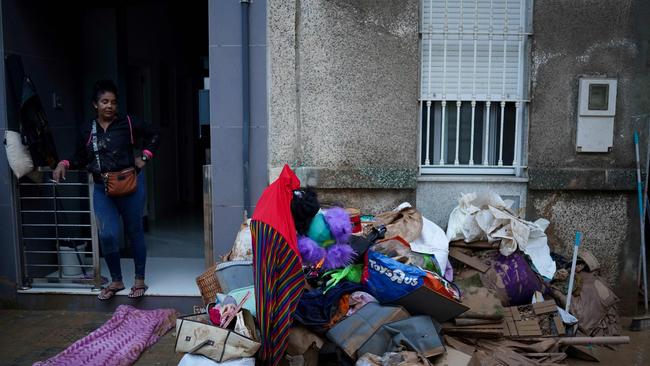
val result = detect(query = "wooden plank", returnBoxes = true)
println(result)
[443,335,477,356]
[449,240,499,249]
[443,328,504,338]
[449,248,490,272]
[533,301,557,314]
[443,323,504,330]
[511,307,522,321]
[505,320,517,336]
[516,328,543,337]
[522,353,567,358]
[517,321,541,329]
[455,318,502,326]
[554,315,566,335]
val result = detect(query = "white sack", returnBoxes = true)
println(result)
[178,354,255,366]
[393,202,450,271]
[4,130,33,178]
[489,206,556,279]
[447,192,510,242]
[446,192,477,241]
[445,192,557,280]
[411,216,449,271]
[228,219,252,261]
[520,218,556,280]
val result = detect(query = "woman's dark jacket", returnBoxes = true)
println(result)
[65,115,160,178]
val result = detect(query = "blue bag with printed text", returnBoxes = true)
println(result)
[362,250,425,303]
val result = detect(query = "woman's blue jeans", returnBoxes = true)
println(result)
[93,172,146,282]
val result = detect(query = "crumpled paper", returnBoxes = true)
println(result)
[446,192,557,280]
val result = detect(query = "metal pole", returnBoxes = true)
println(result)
[565,231,581,312]
[53,178,62,280]
[241,0,251,215]
[89,174,101,291]
[635,131,649,312]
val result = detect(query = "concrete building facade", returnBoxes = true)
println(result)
[0,0,648,315]
[267,0,649,313]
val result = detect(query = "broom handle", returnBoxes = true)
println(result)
[565,231,581,312]
[635,131,649,312]
[636,132,650,287]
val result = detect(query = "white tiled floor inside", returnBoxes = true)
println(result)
[18,257,203,297]
[145,210,204,258]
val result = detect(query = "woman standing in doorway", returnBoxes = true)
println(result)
[53,80,160,300]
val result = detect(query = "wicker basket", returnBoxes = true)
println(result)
[196,264,221,305]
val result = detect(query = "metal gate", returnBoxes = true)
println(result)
[16,169,101,290]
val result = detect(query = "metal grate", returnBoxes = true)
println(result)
[16,169,101,290]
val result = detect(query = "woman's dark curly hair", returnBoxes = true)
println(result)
[92,80,118,104]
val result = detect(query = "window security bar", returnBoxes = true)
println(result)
[420,99,523,174]
[420,0,530,175]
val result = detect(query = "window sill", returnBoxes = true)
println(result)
[417,175,529,183]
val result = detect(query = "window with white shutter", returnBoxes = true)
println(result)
[419,0,532,175]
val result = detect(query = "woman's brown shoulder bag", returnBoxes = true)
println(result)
[91,117,138,197]
[102,167,137,197]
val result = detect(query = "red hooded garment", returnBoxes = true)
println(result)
[251,164,304,365]
[252,164,301,255]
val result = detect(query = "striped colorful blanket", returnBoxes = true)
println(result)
[252,220,305,366]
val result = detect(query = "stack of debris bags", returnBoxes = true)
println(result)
[288,201,465,365]
[179,253,259,366]
[179,218,261,366]
[439,192,623,365]
[188,190,625,366]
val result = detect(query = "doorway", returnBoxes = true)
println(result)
[4,0,210,295]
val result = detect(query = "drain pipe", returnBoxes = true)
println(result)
[241,0,251,216]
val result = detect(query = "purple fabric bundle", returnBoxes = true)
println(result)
[298,207,356,269]
[34,305,177,366]
[298,235,326,264]
[481,251,546,306]
[324,207,352,245]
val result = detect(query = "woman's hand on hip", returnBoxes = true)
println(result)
[134,156,146,169]
[53,162,67,182]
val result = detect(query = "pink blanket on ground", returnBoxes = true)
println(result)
[34,305,177,366]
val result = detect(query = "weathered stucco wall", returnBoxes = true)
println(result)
[527,0,650,314]
[418,179,528,228]
[268,0,420,211]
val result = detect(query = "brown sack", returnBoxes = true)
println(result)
[571,272,620,337]
[375,207,423,243]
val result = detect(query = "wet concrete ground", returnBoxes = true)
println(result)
[0,309,181,366]
[0,309,648,365]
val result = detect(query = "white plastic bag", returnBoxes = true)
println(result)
[178,354,255,366]
[393,202,450,271]
[445,192,557,280]
[446,192,508,242]
[446,192,477,241]
[490,208,556,279]
[411,216,449,271]
[228,219,252,261]
[4,130,34,178]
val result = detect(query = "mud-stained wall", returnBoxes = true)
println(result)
[526,0,650,315]
[268,0,420,211]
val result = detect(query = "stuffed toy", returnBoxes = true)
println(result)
[298,207,356,270]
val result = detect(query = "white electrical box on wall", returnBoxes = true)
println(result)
[576,78,617,153]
